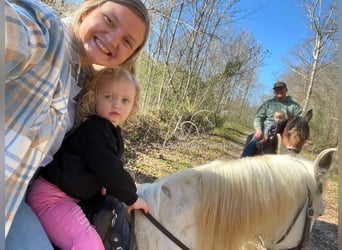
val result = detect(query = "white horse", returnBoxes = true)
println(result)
[133,148,336,250]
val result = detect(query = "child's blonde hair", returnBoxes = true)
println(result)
[274,110,286,124]
[274,110,286,119]
[76,67,140,125]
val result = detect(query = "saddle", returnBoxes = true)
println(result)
[80,194,132,250]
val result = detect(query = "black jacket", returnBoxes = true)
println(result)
[41,115,138,205]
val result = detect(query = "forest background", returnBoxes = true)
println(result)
[48,0,338,155]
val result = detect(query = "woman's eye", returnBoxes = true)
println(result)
[103,14,112,25]
[123,39,133,49]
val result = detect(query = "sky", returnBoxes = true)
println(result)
[237,0,309,92]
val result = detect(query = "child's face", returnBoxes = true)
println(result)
[274,113,285,123]
[96,77,136,126]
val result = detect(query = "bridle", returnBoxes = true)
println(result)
[286,146,301,154]
[259,134,302,155]
[269,192,314,250]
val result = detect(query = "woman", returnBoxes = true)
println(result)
[5,0,150,249]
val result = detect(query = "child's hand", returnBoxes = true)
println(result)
[127,197,149,214]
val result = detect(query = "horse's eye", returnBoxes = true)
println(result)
[162,185,171,197]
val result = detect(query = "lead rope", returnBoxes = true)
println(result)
[130,210,190,250]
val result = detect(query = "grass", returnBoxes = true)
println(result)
[327,172,338,183]
[211,122,251,142]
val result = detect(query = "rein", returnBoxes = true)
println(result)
[131,210,190,250]
[273,193,314,250]
[286,146,301,154]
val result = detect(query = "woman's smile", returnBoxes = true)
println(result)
[94,37,111,55]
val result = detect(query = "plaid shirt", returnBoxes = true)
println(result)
[5,0,81,236]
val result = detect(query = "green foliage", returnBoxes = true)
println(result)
[123,112,169,146]
[124,107,218,147]
[223,58,243,78]
[211,121,250,142]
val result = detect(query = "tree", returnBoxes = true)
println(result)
[288,0,337,113]
[136,0,265,141]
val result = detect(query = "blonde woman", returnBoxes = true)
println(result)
[6,0,149,248]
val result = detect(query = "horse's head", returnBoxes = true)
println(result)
[282,109,313,154]
[264,148,336,250]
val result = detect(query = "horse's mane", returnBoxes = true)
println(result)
[195,155,318,250]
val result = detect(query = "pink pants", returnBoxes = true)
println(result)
[26,177,104,250]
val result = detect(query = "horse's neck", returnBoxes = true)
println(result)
[135,182,198,250]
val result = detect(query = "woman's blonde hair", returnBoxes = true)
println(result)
[73,0,150,74]
[76,67,140,125]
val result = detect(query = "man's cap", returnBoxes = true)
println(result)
[273,81,287,89]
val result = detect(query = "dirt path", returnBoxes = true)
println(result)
[126,130,338,249]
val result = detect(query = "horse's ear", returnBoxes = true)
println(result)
[287,110,293,121]
[314,148,337,180]
[305,109,313,123]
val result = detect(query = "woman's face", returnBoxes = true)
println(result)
[79,2,146,67]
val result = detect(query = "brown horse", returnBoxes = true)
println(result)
[244,109,313,155]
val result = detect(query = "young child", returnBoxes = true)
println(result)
[26,67,149,250]
[256,110,286,150]
[264,110,286,138]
